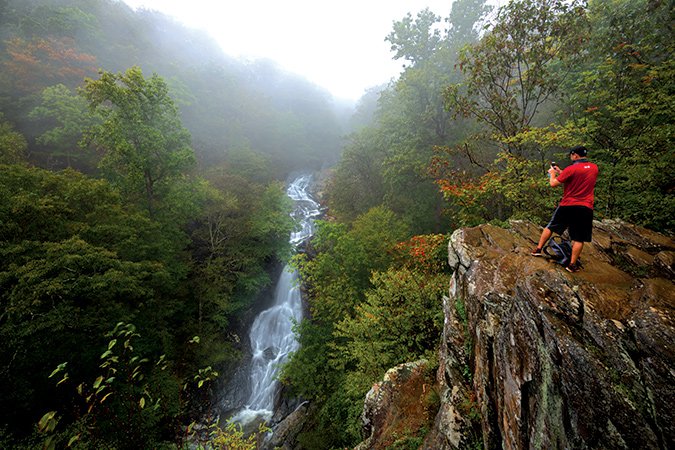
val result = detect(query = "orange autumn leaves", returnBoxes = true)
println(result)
[4,37,97,94]
[394,233,449,275]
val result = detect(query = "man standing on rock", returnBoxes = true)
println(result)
[531,146,599,273]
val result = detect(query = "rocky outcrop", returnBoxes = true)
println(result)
[359,219,674,449]
[267,401,311,450]
[356,360,436,450]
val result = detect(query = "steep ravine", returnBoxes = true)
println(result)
[358,220,674,450]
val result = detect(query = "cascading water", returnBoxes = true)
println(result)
[230,174,320,425]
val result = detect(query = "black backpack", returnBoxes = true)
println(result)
[544,235,573,266]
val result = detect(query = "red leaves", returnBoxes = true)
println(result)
[3,37,97,94]
[394,234,448,274]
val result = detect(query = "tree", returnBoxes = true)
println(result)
[445,0,493,45]
[0,113,27,164]
[82,67,195,218]
[433,0,588,225]
[326,127,387,223]
[297,206,410,323]
[189,174,293,329]
[334,267,446,392]
[445,0,587,156]
[559,0,674,230]
[2,36,96,95]
[0,165,184,441]
[282,231,448,448]
[387,8,443,67]
[329,1,491,233]
[29,83,101,170]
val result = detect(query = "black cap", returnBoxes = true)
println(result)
[569,145,588,157]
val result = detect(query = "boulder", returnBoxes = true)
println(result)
[266,401,311,450]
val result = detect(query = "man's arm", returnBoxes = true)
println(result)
[548,167,562,187]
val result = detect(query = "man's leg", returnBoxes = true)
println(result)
[536,227,552,250]
[568,206,592,270]
[570,241,584,265]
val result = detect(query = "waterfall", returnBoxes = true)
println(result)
[230,174,320,425]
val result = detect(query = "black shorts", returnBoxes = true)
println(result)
[546,206,594,242]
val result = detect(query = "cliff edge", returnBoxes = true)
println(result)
[361,219,674,450]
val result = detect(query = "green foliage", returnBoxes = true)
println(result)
[0,159,294,446]
[387,8,442,65]
[296,207,409,322]
[0,0,345,173]
[454,297,474,383]
[283,225,448,448]
[433,0,673,232]
[1,0,672,449]
[187,420,270,450]
[279,319,335,401]
[433,151,559,226]
[282,208,411,447]
[559,0,675,230]
[334,267,445,393]
[325,127,387,223]
[35,323,217,449]
[0,164,186,441]
[0,113,27,164]
[328,1,491,234]
[293,382,364,448]
[446,0,587,155]
[390,434,425,450]
[28,83,101,170]
[188,168,293,335]
[82,66,196,218]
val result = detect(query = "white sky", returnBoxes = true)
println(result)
[121,0,460,102]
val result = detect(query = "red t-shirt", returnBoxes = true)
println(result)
[557,159,599,209]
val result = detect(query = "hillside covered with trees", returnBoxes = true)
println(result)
[0,0,346,175]
[0,0,345,448]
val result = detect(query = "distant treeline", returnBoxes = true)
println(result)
[0,0,346,176]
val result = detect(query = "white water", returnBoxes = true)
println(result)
[231,174,320,425]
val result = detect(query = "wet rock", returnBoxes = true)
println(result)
[272,383,304,424]
[263,346,278,360]
[266,401,310,450]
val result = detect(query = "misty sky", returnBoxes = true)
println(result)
[121,0,462,101]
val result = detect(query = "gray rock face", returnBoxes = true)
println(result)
[427,220,674,450]
[266,401,310,450]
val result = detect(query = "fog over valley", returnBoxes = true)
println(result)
[121,0,468,102]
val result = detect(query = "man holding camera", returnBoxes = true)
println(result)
[531,145,599,273]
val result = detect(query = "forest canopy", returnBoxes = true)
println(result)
[0,0,346,176]
[0,0,315,447]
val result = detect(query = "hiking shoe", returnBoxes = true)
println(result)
[566,261,581,273]
[531,247,543,256]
